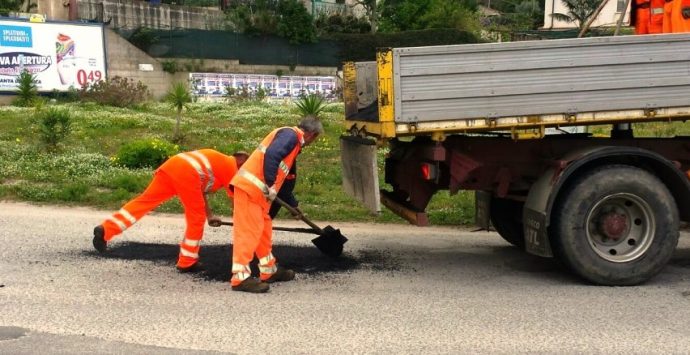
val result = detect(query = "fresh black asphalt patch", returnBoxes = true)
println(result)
[80,241,402,282]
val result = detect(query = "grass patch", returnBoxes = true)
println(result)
[8,101,686,226]
[1,101,476,225]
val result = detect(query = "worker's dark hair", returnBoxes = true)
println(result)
[298,115,324,135]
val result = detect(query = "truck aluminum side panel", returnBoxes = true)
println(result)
[393,34,690,123]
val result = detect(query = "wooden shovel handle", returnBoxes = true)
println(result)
[273,196,323,234]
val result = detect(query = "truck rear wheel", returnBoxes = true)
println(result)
[490,197,525,249]
[552,165,679,286]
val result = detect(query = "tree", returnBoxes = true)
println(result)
[551,0,602,33]
[0,0,22,15]
[165,82,192,142]
[378,0,481,33]
[352,0,380,33]
[276,0,316,44]
[379,0,432,32]
[419,0,481,32]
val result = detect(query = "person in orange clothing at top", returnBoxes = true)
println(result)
[670,0,690,32]
[92,149,249,273]
[649,0,666,33]
[634,0,652,34]
[229,116,322,293]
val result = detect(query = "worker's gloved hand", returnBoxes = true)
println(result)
[207,216,222,227]
[263,185,278,201]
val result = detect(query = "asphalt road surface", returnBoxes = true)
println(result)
[1,202,690,354]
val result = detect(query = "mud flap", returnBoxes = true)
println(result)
[340,135,381,213]
[475,191,491,230]
[523,208,551,257]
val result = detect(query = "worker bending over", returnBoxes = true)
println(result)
[92,149,248,273]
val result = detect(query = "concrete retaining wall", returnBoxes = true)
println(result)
[78,0,226,30]
[105,28,174,99]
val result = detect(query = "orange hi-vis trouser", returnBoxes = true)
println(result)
[671,0,690,32]
[636,0,652,34]
[664,0,674,32]
[650,0,666,33]
[99,170,207,268]
[230,187,277,286]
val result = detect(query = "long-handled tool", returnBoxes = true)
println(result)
[220,197,348,257]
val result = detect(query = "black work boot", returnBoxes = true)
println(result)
[92,225,107,253]
[177,262,205,274]
[231,277,269,293]
[265,267,295,283]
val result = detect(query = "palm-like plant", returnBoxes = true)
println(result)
[295,93,327,118]
[551,0,601,33]
[165,81,192,142]
[14,70,38,107]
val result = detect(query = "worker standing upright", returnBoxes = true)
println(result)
[92,149,248,272]
[635,0,653,34]
[229,116,323,293]
[670,0,690,32]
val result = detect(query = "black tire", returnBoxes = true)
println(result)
[490,197,525,249]
[552,165,679,286]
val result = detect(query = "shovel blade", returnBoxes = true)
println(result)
[311,225,348,257]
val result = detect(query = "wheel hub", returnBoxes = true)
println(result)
[598,213,628,240]
[586,193,655,263]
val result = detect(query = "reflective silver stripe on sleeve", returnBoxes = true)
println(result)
[257,145,267,153]
[179,248,199,259]
[118,208,137,224]
[238,169,268,191]
[258,253,274,266]
[108,216,127,231]
[189,150,215,193]
[182,238,200,247]
[259,265,277,274]
[278,161,290,175]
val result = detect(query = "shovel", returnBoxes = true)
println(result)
[220,196,348,257]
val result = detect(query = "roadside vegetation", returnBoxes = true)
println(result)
[0,97,476,225]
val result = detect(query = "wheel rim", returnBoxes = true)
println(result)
[585,193,655,263]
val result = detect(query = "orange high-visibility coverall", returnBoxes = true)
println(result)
[635,0,652,34]
[229,127,304,286]
[664,0,675,32]
[670,0,690,32]
[99,149,238,268]
[649,0,666,32]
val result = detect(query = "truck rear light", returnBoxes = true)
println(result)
[421,162,438,180]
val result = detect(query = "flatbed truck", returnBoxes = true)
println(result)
[339,33,690,285]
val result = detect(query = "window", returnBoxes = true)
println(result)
[616,0,626,12]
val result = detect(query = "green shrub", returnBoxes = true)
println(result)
[14,70,38,107]
[48,87,79,103]
[36,107,71,152]
[129,27,159,52]
[161,60,179,74]
[79,76,150,108]
[114,138,179,169]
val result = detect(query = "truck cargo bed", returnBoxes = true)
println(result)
[344,34,690,138]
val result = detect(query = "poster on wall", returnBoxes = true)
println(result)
[190,72,338,99]
[0,19,107,92]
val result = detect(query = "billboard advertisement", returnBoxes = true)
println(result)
[190,72,337,99]
[0,19,107,92]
